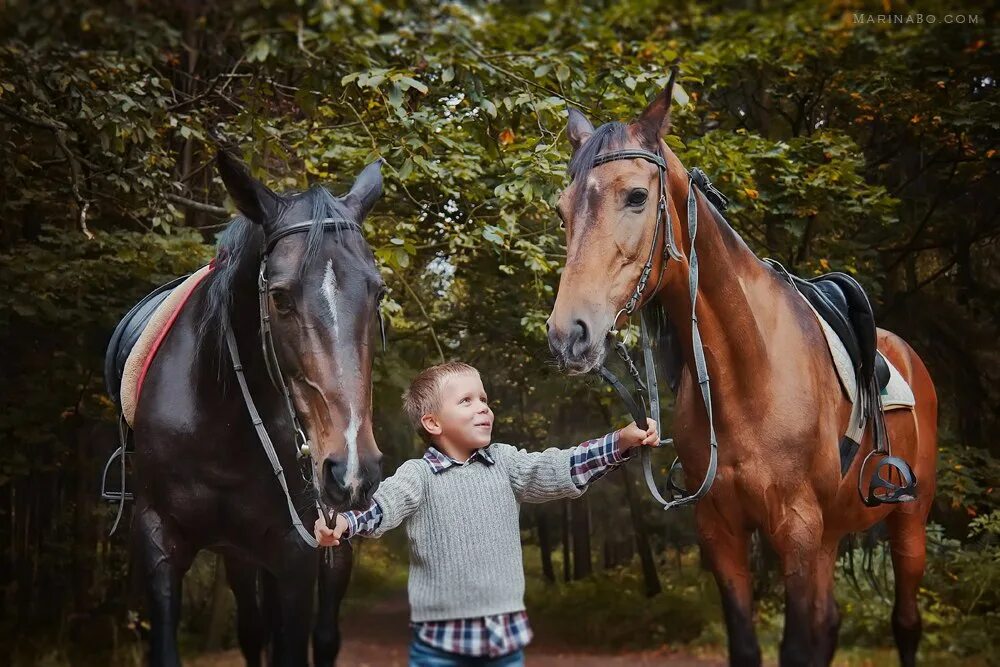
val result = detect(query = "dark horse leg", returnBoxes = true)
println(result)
[266,547,317,667]
[886,509,927,667]
[225,555,267,667]
[313,543,354,666]
[697,501,761,667]
[136,505,193,667]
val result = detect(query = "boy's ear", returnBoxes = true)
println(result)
[420,414,442,436]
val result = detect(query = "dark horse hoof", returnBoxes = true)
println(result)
[860,453,918,507]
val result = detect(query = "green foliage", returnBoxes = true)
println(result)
[0,0,998,661]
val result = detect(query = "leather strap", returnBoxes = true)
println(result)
[263,218,359,256]
[226,326,319,548]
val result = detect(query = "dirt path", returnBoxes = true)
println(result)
[188,592,726,666]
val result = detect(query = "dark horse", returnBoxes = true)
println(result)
[547,81,937,666]
[120,152,385,666]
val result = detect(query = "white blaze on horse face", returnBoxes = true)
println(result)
[343,406,362,493]
[322,259,340,342]
[322,258,363,494]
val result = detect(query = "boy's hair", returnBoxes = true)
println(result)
[402,361,479,444]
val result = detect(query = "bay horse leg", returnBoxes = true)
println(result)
[771,502,824,667]
[811,540,842,666]
[313,543,354,667]
[696,504,761,667]
[224,555,266,667]
[136,506,193,667]
[886,509,928,667]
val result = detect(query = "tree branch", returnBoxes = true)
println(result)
[165,193,228,217]
[0,102,92,238]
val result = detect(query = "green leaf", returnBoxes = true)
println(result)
[398,76,428,94]
[441,67,454,83]
[556,64,571,83]
[388,83,403,108]
[247,38,270,63]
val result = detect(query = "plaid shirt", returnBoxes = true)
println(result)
[342,430,630,657]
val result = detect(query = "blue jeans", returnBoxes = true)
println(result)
[408,635,525,667]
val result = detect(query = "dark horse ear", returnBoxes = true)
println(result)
[344,158,384,219]
[216,150,282,227]
[566,107,595,153]
[635,67,679,148]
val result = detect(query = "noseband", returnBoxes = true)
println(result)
[225,218,385,548]
[587,147,727,510]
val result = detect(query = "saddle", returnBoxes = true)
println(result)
[104,274,189,406]
[764,259,915,505]
[104,265,213,426]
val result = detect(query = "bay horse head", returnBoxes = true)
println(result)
[547,72,685,374]
[212,151,385,512]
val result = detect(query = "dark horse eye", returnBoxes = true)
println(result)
[627,188,648,208]
[270,290,294,314]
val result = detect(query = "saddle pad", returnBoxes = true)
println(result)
[121,264,213,426]
[799,296,915,411]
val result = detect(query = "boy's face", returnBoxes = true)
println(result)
[422,371,494,453]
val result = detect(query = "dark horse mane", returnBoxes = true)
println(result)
[197,184,371,366]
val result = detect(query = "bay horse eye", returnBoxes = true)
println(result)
[627,188,648,208]
[270,290,294,314]
[555,207,567,229]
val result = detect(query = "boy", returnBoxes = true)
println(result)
[314,361,658,667]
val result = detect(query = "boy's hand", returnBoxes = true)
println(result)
[617,418,659,451]
[314,513,348,547]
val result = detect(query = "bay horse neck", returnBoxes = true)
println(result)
[653,148,771,390]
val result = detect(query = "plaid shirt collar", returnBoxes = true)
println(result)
[423,445,495,473]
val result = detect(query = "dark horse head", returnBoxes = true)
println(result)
[207,151,385,511]
[547,78,684,374]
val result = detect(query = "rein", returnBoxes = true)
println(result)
[225,218,384,549]
[587,148,726,510]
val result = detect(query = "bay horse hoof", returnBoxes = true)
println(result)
[860,453,918,507]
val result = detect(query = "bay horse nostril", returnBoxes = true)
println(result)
[570,319,590,356]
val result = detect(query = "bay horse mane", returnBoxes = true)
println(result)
[197,183,373,364]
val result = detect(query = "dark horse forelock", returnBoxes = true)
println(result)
[196,185,369,365]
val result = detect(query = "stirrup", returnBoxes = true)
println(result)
[859,452,917,507]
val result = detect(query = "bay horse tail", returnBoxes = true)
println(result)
[877,329,938,667]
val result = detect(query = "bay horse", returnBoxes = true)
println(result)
[546,80,938,666]
[124,151,385,666]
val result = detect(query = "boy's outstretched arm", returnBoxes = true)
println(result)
[497,418,658,503]
[313,458,426,545]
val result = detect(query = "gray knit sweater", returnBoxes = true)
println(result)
[366,443,585,622]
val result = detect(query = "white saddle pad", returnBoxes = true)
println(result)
[799,297,915,411]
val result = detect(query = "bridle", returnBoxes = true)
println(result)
[225,218,385,548]
[584,145,728,510]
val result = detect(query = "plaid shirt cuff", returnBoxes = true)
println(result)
[341,500,383,539]
[569,430,634,488]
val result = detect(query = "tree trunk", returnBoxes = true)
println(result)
[620,466,662,597]
[571,495,592,580]
[561,500,571,584]
[536,507,555,584]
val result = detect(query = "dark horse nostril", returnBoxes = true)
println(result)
[323,457,347,496]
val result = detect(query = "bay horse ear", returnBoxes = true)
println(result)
[635,67,679,148]
[216,150,281,226]
[566,107,594,153]
[344,158,384,219]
